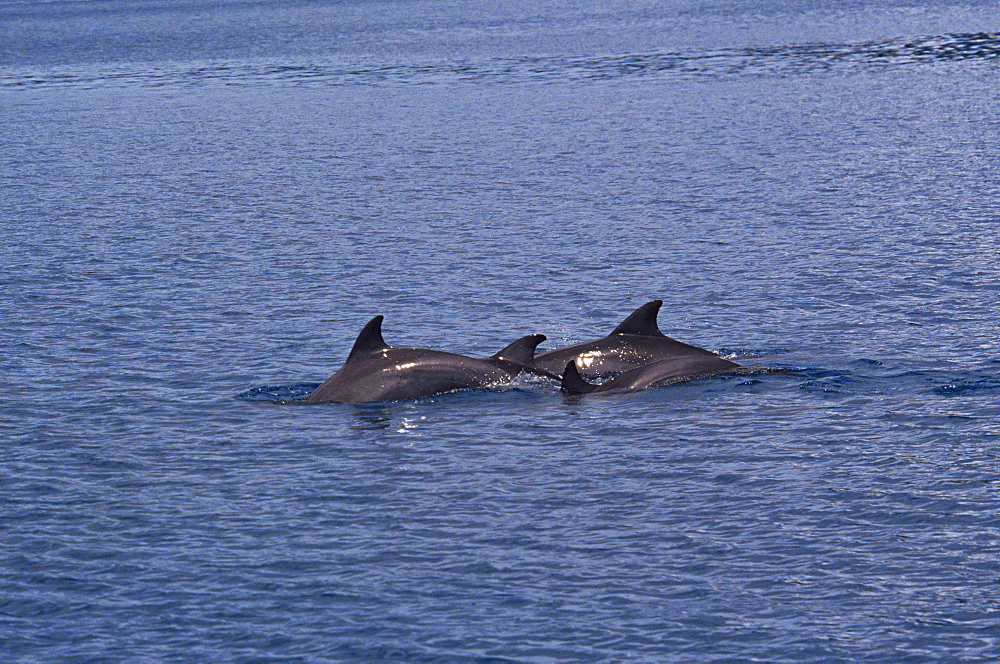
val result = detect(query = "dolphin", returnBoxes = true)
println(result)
[304,316,556,403]
[533,300,719,378]
[560,355,790,395]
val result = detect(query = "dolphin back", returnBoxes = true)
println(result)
[306,348,515,403]
[305,316,543,403]
[533,300,721,377]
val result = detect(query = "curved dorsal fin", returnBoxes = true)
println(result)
[490,334,546,365]
[346,315,391,362]
[560,361,598,394]
[609,300,665,336]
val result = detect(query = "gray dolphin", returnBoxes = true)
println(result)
[533,300,719,378]
[560,355,789,395]
[305,316,555,403]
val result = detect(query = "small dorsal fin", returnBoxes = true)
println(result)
[609,300,665,337]
[346,315,391,362]
[490,334,546,365]
[560,361,598,394]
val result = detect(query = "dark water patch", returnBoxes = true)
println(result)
[798,365,1000,400]
[4,32,999,91]
[236,383,319,402]
[796,368,860,397]
[876,368,1000,398]
[933,372,1000,397]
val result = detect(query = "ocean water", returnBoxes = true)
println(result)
[3,0,1000,661]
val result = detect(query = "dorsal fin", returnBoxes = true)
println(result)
[560,361,598,394]
[487,334,560,380]
[490,334,546,365]
[346,315,391,362]
[609,300,665,337]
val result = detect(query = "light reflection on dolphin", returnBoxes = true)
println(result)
[305,316,555,404]
[533,300,719,378]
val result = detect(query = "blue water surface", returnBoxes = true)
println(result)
[3,0,1000,661]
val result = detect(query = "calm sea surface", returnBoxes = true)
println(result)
[3,0,1000,661]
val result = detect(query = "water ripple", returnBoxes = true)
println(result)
[3,32,999,91]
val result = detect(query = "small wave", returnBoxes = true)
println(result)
[878,368,1000,397]
[236,383,319,402]
[798,365,1000,399]
[933,374,1000,397]
[4,32,998,91]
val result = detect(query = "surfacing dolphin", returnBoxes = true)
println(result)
[533,300,719,378]
[305,316,555,403]
[560,356,791,395]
